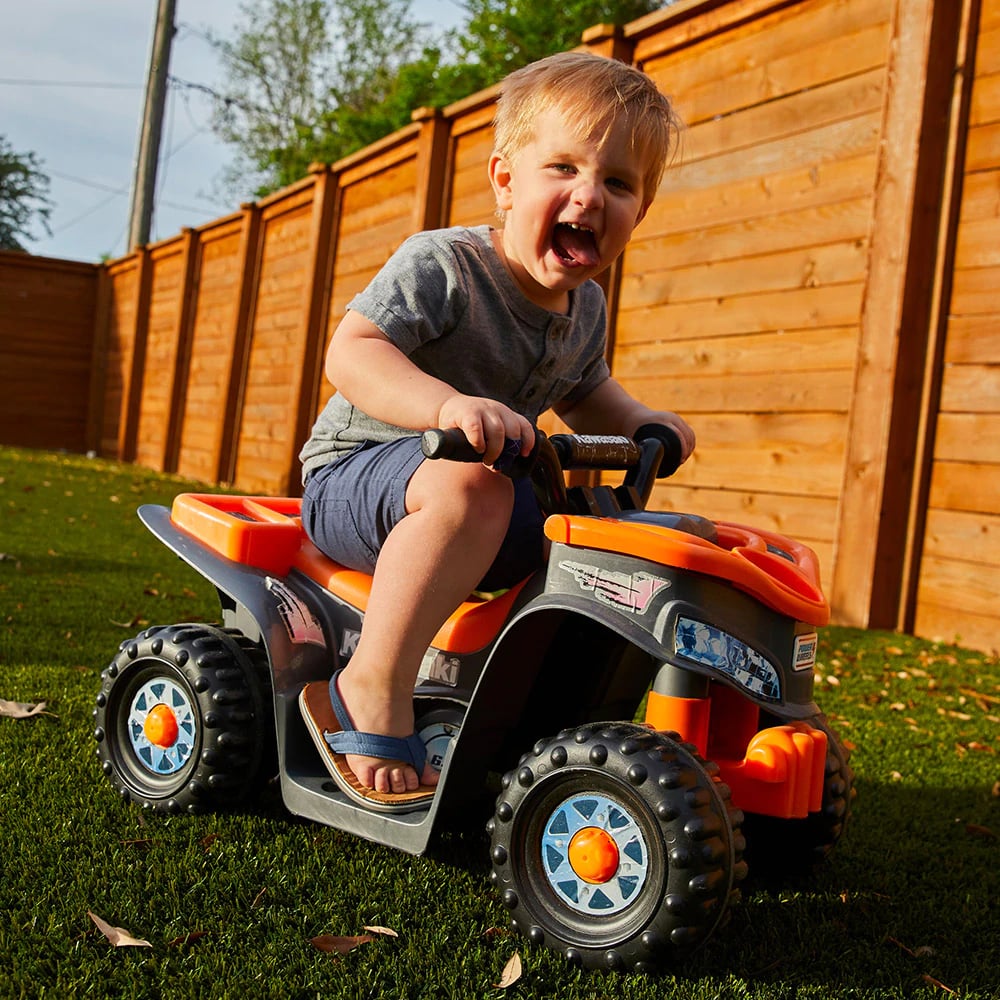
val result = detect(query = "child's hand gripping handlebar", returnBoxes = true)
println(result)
[421,424,684,514]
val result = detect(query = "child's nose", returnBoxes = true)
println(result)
[572,178,603,209]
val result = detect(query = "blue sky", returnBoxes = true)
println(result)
[3,1,463,263]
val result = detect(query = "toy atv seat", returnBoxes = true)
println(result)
[167,491,531,655]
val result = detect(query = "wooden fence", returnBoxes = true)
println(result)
[1,0,997,655]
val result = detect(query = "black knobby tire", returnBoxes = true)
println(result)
[741,712,855,874]
[93,623,273,815]
[488,722,747,972]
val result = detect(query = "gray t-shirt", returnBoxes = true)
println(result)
[299,225,610,480]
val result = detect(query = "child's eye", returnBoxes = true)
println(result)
[607,177,633,193]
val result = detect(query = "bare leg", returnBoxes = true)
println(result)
[335,458,514,793]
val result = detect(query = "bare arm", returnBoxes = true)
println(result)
[555,377,696,462]
[326,310,534,463]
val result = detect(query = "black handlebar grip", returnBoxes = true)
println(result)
[634,423,684,478]
[420,428,484,462]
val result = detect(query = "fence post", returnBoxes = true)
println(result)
[412,106,451,232]
[163,226,200,473]
[284,164,339,495]
[217,202,262,485]
[118,246,153,463]
[85,264,111,455]
[897,0,982,633]
[830,0,968,628]
[580,22,633,61]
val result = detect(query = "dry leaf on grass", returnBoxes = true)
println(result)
[87,911,152,948]
[363,925,398,937]
[310,934,374,955]
[0,699,54,719]
[965,822,997,840]
[167,930,209,948]
[495,952,522,988]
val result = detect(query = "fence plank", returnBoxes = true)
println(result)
[619,242,868,309]
[929,460,1000,515]
[614,325,859,377]
[922,507,1000,564]
[831,0,963,628]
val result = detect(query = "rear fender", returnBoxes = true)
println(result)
[138,504,334,691]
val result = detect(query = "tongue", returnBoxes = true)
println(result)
[553,224,599,266]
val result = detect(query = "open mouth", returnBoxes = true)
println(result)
[552,222,599,267]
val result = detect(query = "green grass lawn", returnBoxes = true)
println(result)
[1,445,998,999]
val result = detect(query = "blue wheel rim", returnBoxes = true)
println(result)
[540,791,650,916]
[126,678,196,776]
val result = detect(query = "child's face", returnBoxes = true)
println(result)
[489,106,650,312]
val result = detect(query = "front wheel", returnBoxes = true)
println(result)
[93,624,273,814]
[488,723,747,972]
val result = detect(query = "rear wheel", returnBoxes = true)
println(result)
[741,712,854,874]
[488,722,746,972]
[94,624,273,814]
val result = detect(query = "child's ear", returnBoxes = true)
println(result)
[488,152,515,212]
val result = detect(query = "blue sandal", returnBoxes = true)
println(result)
[299,671,435,814]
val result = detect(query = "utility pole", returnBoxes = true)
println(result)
[128,0,177,250]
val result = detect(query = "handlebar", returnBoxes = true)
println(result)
[420,424,682,478]
[421,424,683,515]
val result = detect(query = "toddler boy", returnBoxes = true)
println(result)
[298,50,695,811]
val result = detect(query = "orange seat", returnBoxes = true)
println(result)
[170,494,527,653]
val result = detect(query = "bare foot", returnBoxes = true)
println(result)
[334,669,439,794]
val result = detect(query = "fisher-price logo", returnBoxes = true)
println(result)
[559,560,669,614]
[793,633,818,672]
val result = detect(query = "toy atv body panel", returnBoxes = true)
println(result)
[93,428,852,970]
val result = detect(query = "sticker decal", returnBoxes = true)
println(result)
[339,628,360,660]
[265,578,325,646]
[418,649,461,687]
[793,632,818,672]
[674,617,781,703]
[559,561,669,615]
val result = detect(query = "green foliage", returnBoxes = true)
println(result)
[2,445,999,997]
[454,0,662,80]
[212,0,439,194]
[0,135,52,252]
[211,0,663,197]
[210,0,337,195]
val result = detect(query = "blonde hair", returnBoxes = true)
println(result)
[493,51,681,203]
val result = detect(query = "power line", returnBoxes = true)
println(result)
[48,168,222,215]
[0,77,141,90]
[168,74,278,120]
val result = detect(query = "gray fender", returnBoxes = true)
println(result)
[137,504,334,690]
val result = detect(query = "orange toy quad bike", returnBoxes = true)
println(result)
[93,426,852,972]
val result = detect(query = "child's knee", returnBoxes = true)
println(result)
[455,464,515,525]
[414,461,514,533]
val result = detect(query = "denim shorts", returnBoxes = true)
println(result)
[301,437,545,591]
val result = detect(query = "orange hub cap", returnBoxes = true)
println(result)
[567,826,620,884]
[143,703,180,748]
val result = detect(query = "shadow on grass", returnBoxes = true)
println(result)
[218,769,1000,995]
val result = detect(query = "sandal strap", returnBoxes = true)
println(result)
[325,669,427,771]
[324,729,426,770]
